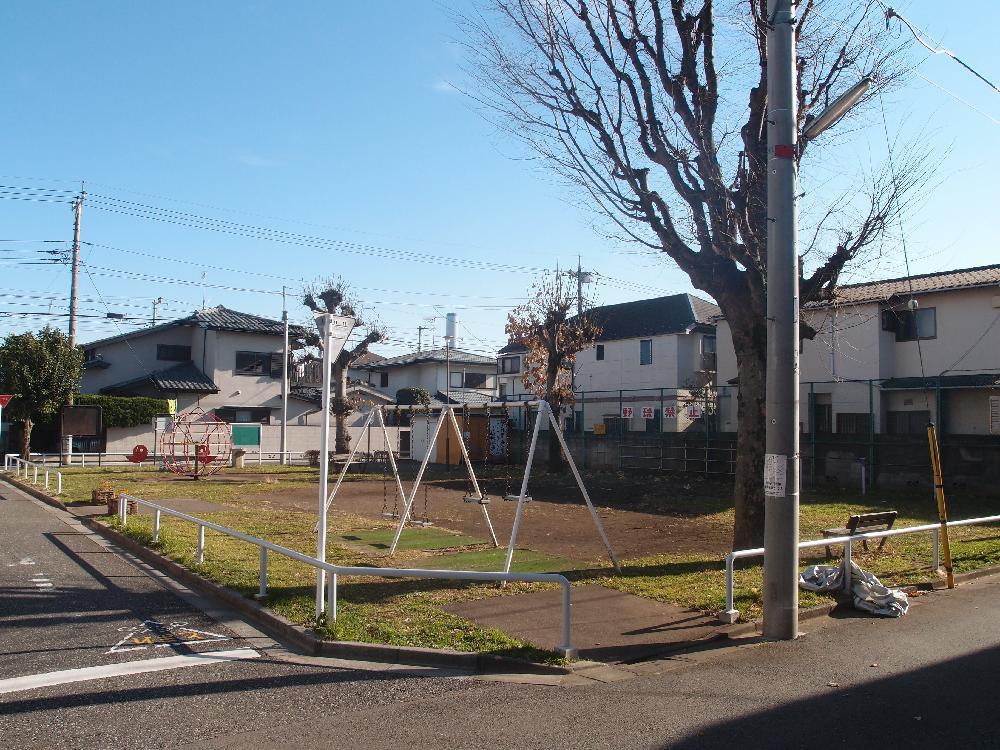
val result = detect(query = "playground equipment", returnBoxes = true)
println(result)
[498,400,620,574]
[159,408,232,478]
[387,405,499,554]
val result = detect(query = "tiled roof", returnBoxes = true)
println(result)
[431,390,494,407]
[359,347,495,369]
[290,384,395,407]
[351,351,386,367]
[810,264,1000,307]
[582,293,719,341]
[100,362,219,395]
[498,341,528,355]
[82,306,294,348]
[880,373,1000,390]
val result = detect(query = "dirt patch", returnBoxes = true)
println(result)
[235,474,733,561]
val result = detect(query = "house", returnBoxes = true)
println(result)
[358,347,497,405]
[497,293,720,433]
[714,263,1000,483]
[79,306,322,452]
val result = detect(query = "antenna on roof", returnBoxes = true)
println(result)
[200,272,207,310]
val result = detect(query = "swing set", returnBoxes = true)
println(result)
[317,400,620,576]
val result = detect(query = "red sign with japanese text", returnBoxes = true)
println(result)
[663,405,676,419]
[641,407,654,419]
[621,406,634,418]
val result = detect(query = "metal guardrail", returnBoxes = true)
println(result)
[720,514,1000,623]
[25,451,311,467]
[4,455,62,494]
[115,493,577,658]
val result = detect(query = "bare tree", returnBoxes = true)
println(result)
[303,279,385,454]
[506,272,601,470]
[463,0,931,548]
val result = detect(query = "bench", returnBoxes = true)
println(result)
[822,511,898,558]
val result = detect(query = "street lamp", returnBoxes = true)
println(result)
[763,0,870,640]
[312,310,355,620]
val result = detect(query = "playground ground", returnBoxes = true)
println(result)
[50,463,1000,661]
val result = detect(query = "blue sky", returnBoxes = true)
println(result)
[1,1,997,355]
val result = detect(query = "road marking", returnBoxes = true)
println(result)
[0,648,260,695]
[6,557,35,567]
[108,619,230,654]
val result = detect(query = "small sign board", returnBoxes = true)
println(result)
[621,406,634,419]
[686,403,703,419]
[641,407,654,420]
[0,395,12,408]
[764,453,787,497]
[61,405,103,436]
[663,405,676,419]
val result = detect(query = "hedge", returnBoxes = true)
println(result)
[74,394,172,429]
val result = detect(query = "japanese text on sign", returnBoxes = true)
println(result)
[641,407,654,419]
[621,406,634,418]
[764,454,787,497]
[663,405,676,419]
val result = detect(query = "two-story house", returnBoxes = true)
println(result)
[79,306,322,452]
[358,347,497,406]
[496,293,720,433]
[716,264,1000,436]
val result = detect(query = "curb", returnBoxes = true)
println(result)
[1,472,68,510]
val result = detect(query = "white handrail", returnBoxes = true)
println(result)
[720,514,1000,622]
[117,493,577,658]
[4,456,63,495]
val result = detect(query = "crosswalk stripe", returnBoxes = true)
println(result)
[0,647,260,695]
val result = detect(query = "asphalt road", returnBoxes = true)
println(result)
[1,482,998,749]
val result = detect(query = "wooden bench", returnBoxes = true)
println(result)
[822,511,898,558]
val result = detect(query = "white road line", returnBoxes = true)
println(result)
[0,647,260,695]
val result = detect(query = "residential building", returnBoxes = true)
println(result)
[358,347,497,405]
[715,264,1000,484]
[79,306,322,452]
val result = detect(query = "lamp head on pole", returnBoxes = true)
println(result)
[802,75,872,142]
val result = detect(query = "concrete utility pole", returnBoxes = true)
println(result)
[417,325,429,352]
[151,297,163,326]
[280,287,290,465]
[763,0,800,641]
[68,191,84,346]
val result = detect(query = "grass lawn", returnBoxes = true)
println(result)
[35,465,1000,655]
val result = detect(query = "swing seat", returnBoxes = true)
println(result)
[503,494,532,503]
[463,494,490,505]
[380,512,399,520]
[410,519,433,527]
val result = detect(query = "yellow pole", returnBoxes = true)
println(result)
[926,422,954,589]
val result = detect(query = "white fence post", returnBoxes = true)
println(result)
[933,527,941,571]
[197,525,206,564]
[327,573,337,621]
[153,509,161,543]
[56,472,62,495]
[118,494,128,525]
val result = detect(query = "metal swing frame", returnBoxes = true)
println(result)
[315,406,407,532]
[387,405,499,555]
[498,400,621,574]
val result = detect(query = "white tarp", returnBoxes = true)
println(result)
[799,561,909,618]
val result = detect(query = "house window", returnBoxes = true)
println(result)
[836,413,871,435]
[214,407,272,424]
[379,372,389,388]
[235,351,277,376]
[450,371,464,388]
[887,410,929,435]
[499,382,508,398]
[883,307,936,342]
[596,344,605,361]
[464,372,489,388]
[813,404,832,434]
[702,336,716,353]
[84,348,97,361]
[157,344,192,362]
[500,356,520,374]
[639,339,653,365]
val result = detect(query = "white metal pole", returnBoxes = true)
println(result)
[316,408,376,529]
[763,0,801,641]
[389,408,449,555]
[280,287,289,465]
[504,403,544,573]
[316,314,334,619]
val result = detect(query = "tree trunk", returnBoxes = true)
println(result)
[332,365,351,454]
[544,366,564,472]
[20,417,32,461]
[729,318,767,550]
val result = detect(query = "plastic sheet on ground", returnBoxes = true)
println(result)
[799,561,909,618]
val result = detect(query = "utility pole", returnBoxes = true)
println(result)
[151,297,163,326]
[417,325,429,352]
[68,190,84,345]
[576,256,584,316]
[762,0,800,641]
[280,286,290,465]
[63,189,85,466]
